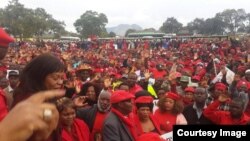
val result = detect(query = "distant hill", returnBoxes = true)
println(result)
[106,24,143,36]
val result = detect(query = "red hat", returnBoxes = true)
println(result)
[137,133,164,141]
[237,65,246,73]
[0,28,14,47]
[192,75,201,81]
[94,68,104,73]
[111,90,135,104]
[0,66,7,72]
[135,96,153,104]
[175,72,182,78]
[184,87,195,93]
[182,67,194,75]
[165,92,180,100]
[215,82,227,91]
[236,80,248,89]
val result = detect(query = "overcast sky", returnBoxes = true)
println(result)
[1,0,250,32]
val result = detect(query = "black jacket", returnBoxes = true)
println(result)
[183,104,213,125]
[76,104,98,131]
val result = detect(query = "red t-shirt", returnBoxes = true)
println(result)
[153,109,177,133]
[151,68,167,79]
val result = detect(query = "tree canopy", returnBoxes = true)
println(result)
[1,1,250,39]
[186,9,250,35]
[159,17,183,34]
[0,0,65,40]
[74,10,108,38]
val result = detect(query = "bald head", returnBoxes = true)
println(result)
[99,91,111,100]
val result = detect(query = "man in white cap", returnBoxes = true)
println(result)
[4,70,19,109]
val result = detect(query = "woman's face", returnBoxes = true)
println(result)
[44,72,64,90]
[60,107,76,127]
[137,107,151,121]
[164,98,175,111]
[86,86,96,101]
[184,92,194,100]
[157,90,165,99]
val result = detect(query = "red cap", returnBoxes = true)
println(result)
[192,75,201,81]
[165,92,180,100]
[236,80,248,89]
[94,68,104,73]
[111,90,135,104]
[0,28,14,47]
[182,67,194,74]
[175,72,182,78]
[215,82,227,91]
[0,66,7,72]
[135,96,153,104]
[184,87,195,93]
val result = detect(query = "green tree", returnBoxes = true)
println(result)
[1,0,28,39]
[0,0,65,40]
[74,10,108,38]
[216,9,247,33]
[0,8,4,26]
[143,28,156,32]
[32,8,65,39]
[109,31,116,37]
[187,18,205,34]
[246,13,250,33]
[124,29,136,37]
[159,17,183,33]
[49,19,66,38]
[202,17,225,35]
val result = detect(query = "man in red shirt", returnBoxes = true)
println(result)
[102,90,137,141]
[77,91,111,141]
[203,94,250,125]
[151,64,167,79]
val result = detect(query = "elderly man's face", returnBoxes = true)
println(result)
[98,93,111,110]
[194,88,207,103]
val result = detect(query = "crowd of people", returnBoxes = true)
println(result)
[0,27,250,141]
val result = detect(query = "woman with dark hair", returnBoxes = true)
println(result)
[154,92,187,133]
[12,53,65,107]
[134,96,162,136]
[135,90,151,99]
[78,82,101,107]
[11,53,65,141]
[56,97,90,141]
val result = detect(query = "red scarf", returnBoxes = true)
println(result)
[61,119,90,141]
[91,111,108,141]
[111,108,138,140]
